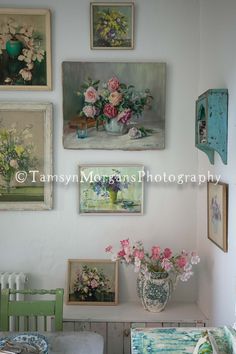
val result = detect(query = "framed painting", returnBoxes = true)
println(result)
[90,2,134,49]
[207,181,228,252]
[62,61,166,150]
[79,164,144,215]
[0,102,53,210]
[67,259,119,305]
[0,8,51,90]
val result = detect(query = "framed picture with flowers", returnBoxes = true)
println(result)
[0,102,53,210]
[62,61,166,150]
[90,2,134,49]
[207,181,228,252]
[0,8,51,90]
[67,259,119,305]
[79,164,144,215]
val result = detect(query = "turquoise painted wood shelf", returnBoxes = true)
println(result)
[195,89,228,164]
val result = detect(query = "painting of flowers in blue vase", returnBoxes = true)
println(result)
[79,165,144,214]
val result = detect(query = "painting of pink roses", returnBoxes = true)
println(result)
[62,62,166,150]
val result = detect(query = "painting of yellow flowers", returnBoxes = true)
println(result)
[0,8,51,90]
[0,102,52,210]
[90,2,134,49]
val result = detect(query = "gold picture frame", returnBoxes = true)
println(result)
[67,259,119,305]
[0,102,53,210]
[90,2,134,49]
[0,8,51,90]
[207,181,228,252]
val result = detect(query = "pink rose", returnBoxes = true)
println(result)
[163,248,172,259]
[117,109,132,124]
[107,77,120,92]
[82,105,96,118]
[105,245,113,253]
[90,279,98,288]
[161,258,173,271]
[120,239,130,247]
[109,91,123,106]
[151,246,161,260]
[103,103,118,118]
[84,86,99,103]
[118,249,125,257]
[133,249,144,260]
[177,256,188,268]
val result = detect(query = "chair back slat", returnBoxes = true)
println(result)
[44,316,47,331]
[16,316,19,331]
[8,300,56,316]
[0,288,64,331]
[34,316,38,331]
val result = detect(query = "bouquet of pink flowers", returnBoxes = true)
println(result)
[77,76,152,129]
[105,239,200,282]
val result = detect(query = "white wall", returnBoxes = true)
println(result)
[0,0,200,316]
[197,0,236,326]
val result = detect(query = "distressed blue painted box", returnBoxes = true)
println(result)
[195,89,228,164]
[131,327,234,353]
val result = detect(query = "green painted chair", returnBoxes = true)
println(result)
[0,288,64,331]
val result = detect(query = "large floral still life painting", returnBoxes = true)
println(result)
[0,103,52,210]
[0,9,51,90]
[62,62,166,150]
[79,165,144,214]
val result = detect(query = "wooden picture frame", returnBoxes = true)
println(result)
[67,259,119,305]
[62,61,166,150]
[207,181,228,252]
[0,102,53,210]
[0,8,51,90]
[90,2,134,49]
[79,164,144,215]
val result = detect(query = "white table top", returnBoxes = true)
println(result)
[64,301,208,324]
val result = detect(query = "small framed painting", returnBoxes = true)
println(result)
[90,2,134,49]
[0,102,53,210]
[67,259,119,305]
[79,164,144,215]
[0,8,51,90]
[207,181,228,252]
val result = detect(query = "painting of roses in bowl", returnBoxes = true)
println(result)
[62,61,166,150]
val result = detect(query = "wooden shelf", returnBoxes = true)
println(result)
[64,301,208,324]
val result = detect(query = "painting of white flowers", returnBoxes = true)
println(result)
[0,102,52,210]
[207,181,228,252]
[0,8,51,90]
[67,259,119,305]
[62,62,166,150]
[79,164,144,215]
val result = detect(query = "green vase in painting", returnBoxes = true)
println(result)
[109,190,118,204]
[6,40,23,58]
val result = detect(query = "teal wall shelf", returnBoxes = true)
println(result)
[195,89,228,164]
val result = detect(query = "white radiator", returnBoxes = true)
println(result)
[0,272,28,330]
[0,272,27,297]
